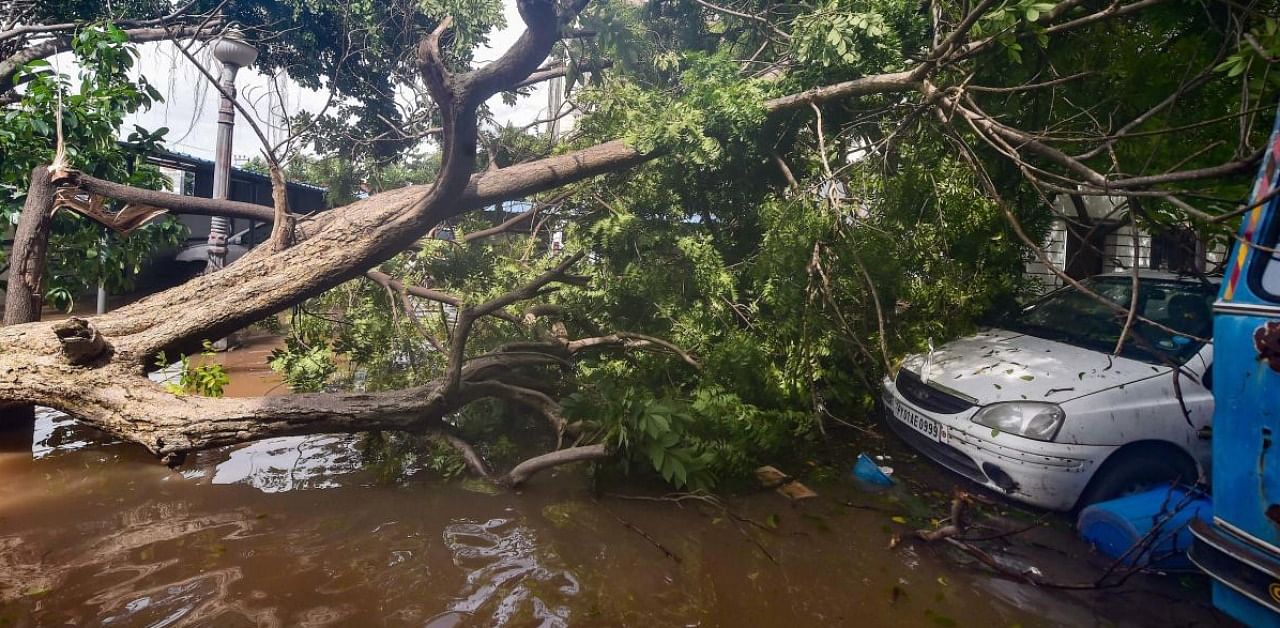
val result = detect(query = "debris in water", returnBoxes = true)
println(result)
[754,465,818,501]
[777,481,818,501]
[755,465,788,486]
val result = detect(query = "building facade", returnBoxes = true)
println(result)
[1025,195,1226,290]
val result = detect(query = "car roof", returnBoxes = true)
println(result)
[1095,269,1222,284]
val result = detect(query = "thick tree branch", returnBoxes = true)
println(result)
[443,253,584,394]
[434,430,491,477]
[510,60,612,90]
[462,379,569,442]
[0,24,211,95]
[0,359,457,458]
[61,170,276,222]
[501,443,609,486]
[566,332,701,369]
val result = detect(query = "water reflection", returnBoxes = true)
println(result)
[207,435,364,493]
[32,407,103,459]
[29,407,371,494]
[443,518,578,627]
[96,568,241,627]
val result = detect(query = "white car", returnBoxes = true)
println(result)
[882,271,1217,511]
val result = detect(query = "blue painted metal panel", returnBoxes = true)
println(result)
[1196,101,1280,626]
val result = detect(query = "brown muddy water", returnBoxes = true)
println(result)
[0,339,1236,627]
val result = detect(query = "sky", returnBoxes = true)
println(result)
[100,0,552,164]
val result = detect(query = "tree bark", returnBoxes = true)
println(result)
[267,164,295,251]
[3,167,56,326]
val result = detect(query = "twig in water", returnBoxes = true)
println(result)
[606,491,779,564]
[604,506,681,563]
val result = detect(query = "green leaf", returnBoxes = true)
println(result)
[650,413,670,434]
[647,441,665,470]
[669,456,687,486]
[660,454,678,482]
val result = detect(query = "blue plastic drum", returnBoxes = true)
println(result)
[1076,486,1212,569]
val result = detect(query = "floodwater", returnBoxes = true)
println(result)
[0,340,1236,626]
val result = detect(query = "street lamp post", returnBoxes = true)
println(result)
[205,27,258,273]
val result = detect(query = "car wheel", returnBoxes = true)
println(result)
[1077,448,1198,510]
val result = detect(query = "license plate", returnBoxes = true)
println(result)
[892,398,941,441]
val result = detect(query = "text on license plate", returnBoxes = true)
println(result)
[893,399,941,441]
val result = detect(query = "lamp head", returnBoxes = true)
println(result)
[212,26,258,69]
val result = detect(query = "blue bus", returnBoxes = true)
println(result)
[1189,105,1280,627]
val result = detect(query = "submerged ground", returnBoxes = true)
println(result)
[0,338,1236,627]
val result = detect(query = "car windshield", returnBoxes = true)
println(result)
[1003,276,1217,364]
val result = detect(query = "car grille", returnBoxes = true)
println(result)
[895,369,976,414]
[885,415,986,484]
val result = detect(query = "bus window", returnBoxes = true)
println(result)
[1255,214,1280,302]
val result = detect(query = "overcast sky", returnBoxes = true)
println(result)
[106,0,550,164]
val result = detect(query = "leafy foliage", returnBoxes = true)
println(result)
[577,53,768,164]
[155,342,230,398]
[791,2,896,69]
[264,1,1048,489]
[268,337,338,393]
[565,386,713,490]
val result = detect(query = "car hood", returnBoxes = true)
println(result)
[899,329,1166,405]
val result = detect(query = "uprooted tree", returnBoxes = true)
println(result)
[0,0,1276,486]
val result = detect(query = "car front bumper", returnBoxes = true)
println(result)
[881,377,1111,511]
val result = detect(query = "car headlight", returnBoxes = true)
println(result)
[972,402,1065,442]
